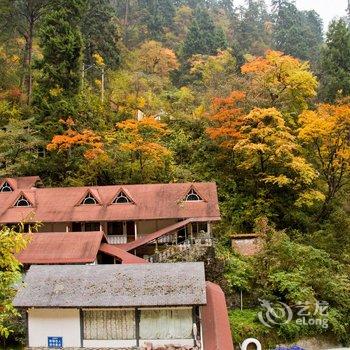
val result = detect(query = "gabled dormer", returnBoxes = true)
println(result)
[79,190,101,205]
[0,181,13,192]
[111,189,134,204]
[14,194,32,207]
[183,187,204,202]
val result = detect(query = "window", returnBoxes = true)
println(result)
[72,222,83,232]
[84,222,100,231]
[81,193,98,205]
[83,310,135,340]
[0,181,13,192]
[107,221,135,237]
[192,222,208,235]
[140,308,193,340]
[14,195,31,207]
[107,221,124,235]
[113,191,132,204]
[185,189,202,201]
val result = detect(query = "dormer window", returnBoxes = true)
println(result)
[185,188,202,201]
[113,191,132,204]
[14,195,31,207]
[81,193,98,205]
[0,181,13,192]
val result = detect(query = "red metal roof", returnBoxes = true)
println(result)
[0,182,220,223]
[202,282,235,350]
[119,217,219,252]
[0,176,42,190]
[16,232,106,264]
[99,243,148,264]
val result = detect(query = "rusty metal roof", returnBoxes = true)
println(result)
[13,263,207,308]
[0,176,42,190]
[16,232,106,264]
[0,182,220,223]
[98,243,147,264]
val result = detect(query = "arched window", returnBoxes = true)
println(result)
[0,181,13,192]
[113,191,132,204]
[81,193,98,205]
[185,188,202,201]
[15,195,31,207]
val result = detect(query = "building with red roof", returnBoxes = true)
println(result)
[1,177,221,260]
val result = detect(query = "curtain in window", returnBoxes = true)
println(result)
[83,310,135,340]
[140,308,193,340]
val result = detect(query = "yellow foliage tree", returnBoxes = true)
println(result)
[0,226,28,338]
[241,50,318,118]
[299,103,350,215]
[135,40,179,77]
[116,117,172,182]
[208,94,324,208]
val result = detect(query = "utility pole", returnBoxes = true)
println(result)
[101,67,105,103]
[81,63,105,103]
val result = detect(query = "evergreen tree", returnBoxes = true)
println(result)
[81,0,120,69]
[139,0,176,41]
[182,8,227,58]
[319,19,350,102]
[272,0,323,64]
[33,0,86,132]
[234,0,272,60]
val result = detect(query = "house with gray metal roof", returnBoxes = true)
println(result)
[14,263,234,350]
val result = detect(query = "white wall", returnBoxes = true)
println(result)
[84,340,137,347]
[28,308,81,347]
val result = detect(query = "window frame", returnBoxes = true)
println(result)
[14,195,31,207]
[0,181,13,192]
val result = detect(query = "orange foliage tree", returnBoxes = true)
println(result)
[207,92,323,209]
[47,117,104,160]
[299,103,350,216]
[241,50,318,118]
[116,117,172,182]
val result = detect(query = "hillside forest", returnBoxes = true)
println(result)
[0,0,350,347]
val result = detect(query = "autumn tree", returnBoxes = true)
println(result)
[299,103,350,219]
[115,117,172,182]
[190,50,239,102]
[207,92,324,228]
[0,226,28,339]
[135,40,179,76]
[47,117,104,160]
[241,50,318,120]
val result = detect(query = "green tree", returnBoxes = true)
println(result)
[81,0,120,69]
[33,0,86,134]
[0,0,51,102]
[182,8,227,59]
[272,0,323,64]
[319,19,350,102]
[234,0,272,60]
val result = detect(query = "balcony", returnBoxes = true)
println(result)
[107,235,127,244]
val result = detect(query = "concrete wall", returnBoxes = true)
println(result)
[28,309,81,348]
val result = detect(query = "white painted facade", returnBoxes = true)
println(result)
[27,307,197,349]
[28,309,81,348]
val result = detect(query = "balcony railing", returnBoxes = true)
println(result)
[107,235,127,244]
